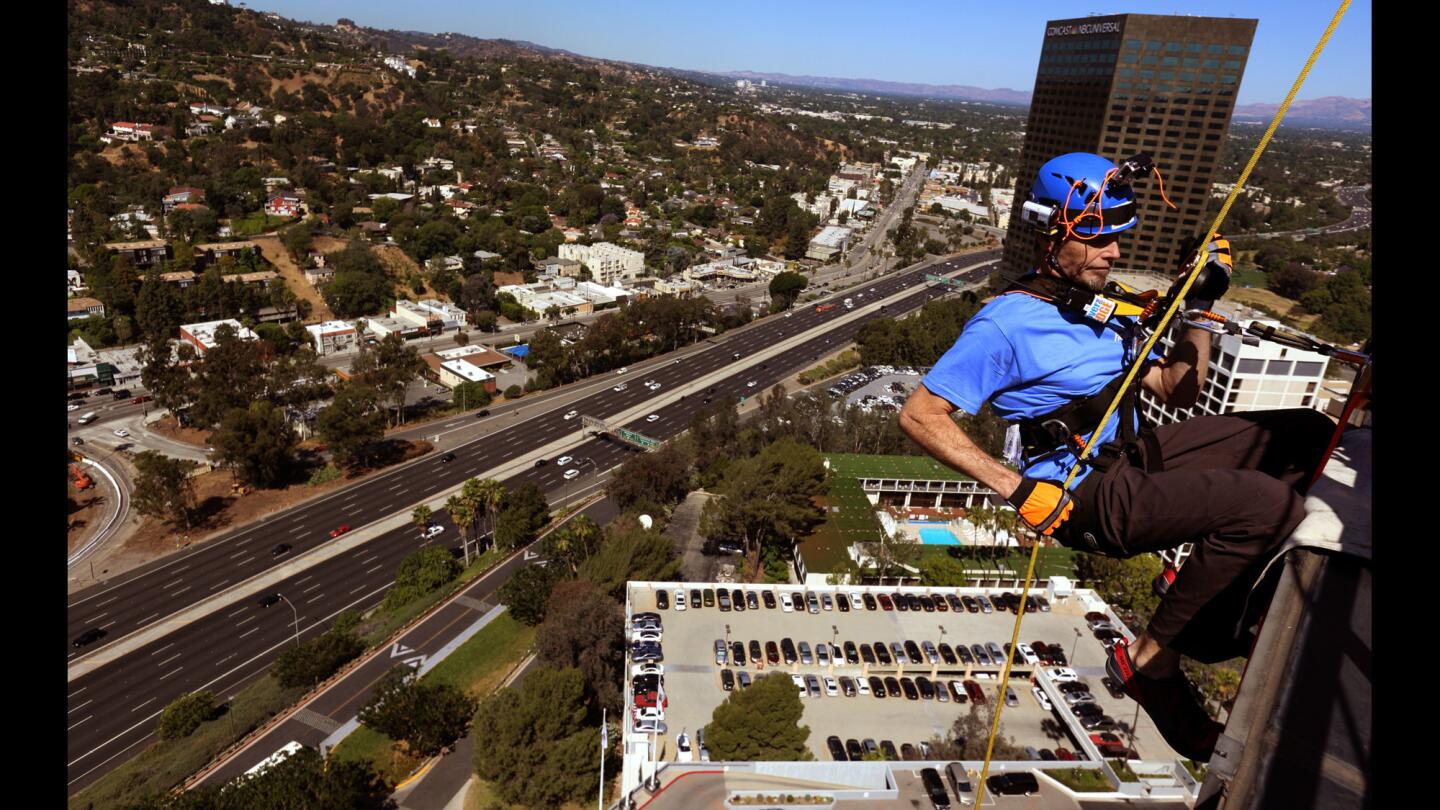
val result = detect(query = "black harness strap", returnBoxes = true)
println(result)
[1003,275,1165,474]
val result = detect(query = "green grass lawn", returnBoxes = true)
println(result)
[825,453,973,481]
[228,210,293,236]
[68,677,307,810]
[1109,758,1140,782]
[332,610,535,788]
[360,547,505,646]
[1046,767,1115,792]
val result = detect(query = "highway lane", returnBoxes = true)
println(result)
[66,252,997,792]
[65,247,996,659]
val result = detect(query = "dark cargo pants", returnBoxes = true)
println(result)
[1057,408,1334,663]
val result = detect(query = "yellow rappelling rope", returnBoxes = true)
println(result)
[973,2,1352,802]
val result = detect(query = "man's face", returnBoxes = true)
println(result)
[1049,231,1122,292]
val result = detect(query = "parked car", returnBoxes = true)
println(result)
[1047,667,1080,683]
[1032,687,1054,711]
[948,680,968,703]
[937,642,957,666]
[762,591,777,609]
[765,641,780,665]
[737,671,752,689]
[916,676,936,700]
[964,680,986,704]
[827,736,848,761]
[1102,676,1128,700]
[714,639,728,665]
[656,590,669,610]
[873,643,893,666]
[839,676,857,697]
[720,669,735,691]
[731,641,746,666]
[867,676,886,698]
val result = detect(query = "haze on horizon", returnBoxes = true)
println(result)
[245,0,1371,106]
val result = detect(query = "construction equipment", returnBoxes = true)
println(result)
[70,464,93,491]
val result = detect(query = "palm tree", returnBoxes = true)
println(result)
[411,505,433,535]
[470,478,507,554]
[446,494,474,566]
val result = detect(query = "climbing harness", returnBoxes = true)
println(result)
[972,3,1355,803]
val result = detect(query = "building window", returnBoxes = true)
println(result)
[1228,45,1248,56]
[1293,360,1323,376]
[1208,44,1225,54]
[1267,360,1293,376]
[1147,40,1163,50]
[1166,42,1183,52]
[1238,358,1265,374]
[1305,381,1318,393]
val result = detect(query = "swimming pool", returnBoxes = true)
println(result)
[919,527,961,545]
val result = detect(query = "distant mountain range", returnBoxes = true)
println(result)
[1232,96,1371,131]
[715,70,1370,130]
[320,18,1370,131]
[718,71,1032,106]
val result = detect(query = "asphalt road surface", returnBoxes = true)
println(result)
[65,249,999,794]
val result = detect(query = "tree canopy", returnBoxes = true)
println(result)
[705,672,812,761]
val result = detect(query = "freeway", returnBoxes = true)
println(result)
[66,249,999,793]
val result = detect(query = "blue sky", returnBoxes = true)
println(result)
[245,1,1370,105]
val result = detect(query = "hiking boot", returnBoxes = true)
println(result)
[1106,640,1224,761]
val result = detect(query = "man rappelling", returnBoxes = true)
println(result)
[899,151,1333,760]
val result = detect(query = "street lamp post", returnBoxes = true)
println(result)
[277,593,300,648]
[1071,627,1082,665]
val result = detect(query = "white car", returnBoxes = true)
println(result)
[633,718,667,734]
[112,428,130,438]
[1047,667,1080,683]
[850,591,866,610]
[648,382,662,391]
[563,410,579,420]
[634,663,664,677]
[646,414,660,423]
[67,403,80,412]
[557,455,574,466]
[672,589,686,611]
[643,379,656,387]
[824,676,839,697]
[791,674,806,696]
[785,312,793,318]
[616,367,628,375]
[1032,687,1054,711]
[612,383,627,392]
[564,469,580,480]
[1016,643,1040,665]
[746,380,757,388]
[855,677,872,696]
[421,524,444,539]
[779,592,794,612]
[632,629,663,644]
[634,706,665,724]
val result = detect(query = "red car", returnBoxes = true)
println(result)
[1055,747,1077,761]
[633,690,667,709]
[131,395,153,404]
[1090,732,1128,756]
[329,525,351,538]
[964,680,986,704]
[877,593,894,611]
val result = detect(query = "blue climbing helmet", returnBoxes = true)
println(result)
[1023,152,1142,237]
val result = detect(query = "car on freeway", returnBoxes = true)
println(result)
[646,414,660,422]
[271,543,292,557]
[257,594,282,608]
[476,409,490,417]
[72,628,107,648]
[616,367,628,375]
[329,525,350,538]
[612,383,627,392]
[534,458,547,467]
[71,437,84,446]
[563,469,580,480]
[564,410,579,420]
[112,428,130,438]
[557,455,573,466]
[67,403,80,412]
[440,452,456,463]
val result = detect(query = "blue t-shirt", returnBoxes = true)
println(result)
[921,291,1158,485]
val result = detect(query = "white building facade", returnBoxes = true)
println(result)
[557,242,645,285]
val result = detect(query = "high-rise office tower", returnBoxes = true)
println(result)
[1000,14,1258,280]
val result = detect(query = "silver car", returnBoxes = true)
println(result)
[799,641,814,665]
[714,639,728,665]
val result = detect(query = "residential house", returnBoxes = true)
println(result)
[67,297,106,321]
[161,271,197,289]
[104,239,172,267]
[195,240,262,267]
[67,268,87,296]
[422,117,442,128]
[264,191,303,218]
[163,187,206,212]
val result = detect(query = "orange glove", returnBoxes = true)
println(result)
[1006,478,1074,535]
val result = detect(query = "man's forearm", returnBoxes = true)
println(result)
[900,409,1022,499]
[1157,323,1213,407]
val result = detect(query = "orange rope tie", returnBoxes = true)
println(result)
[1152,166,1180,211]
